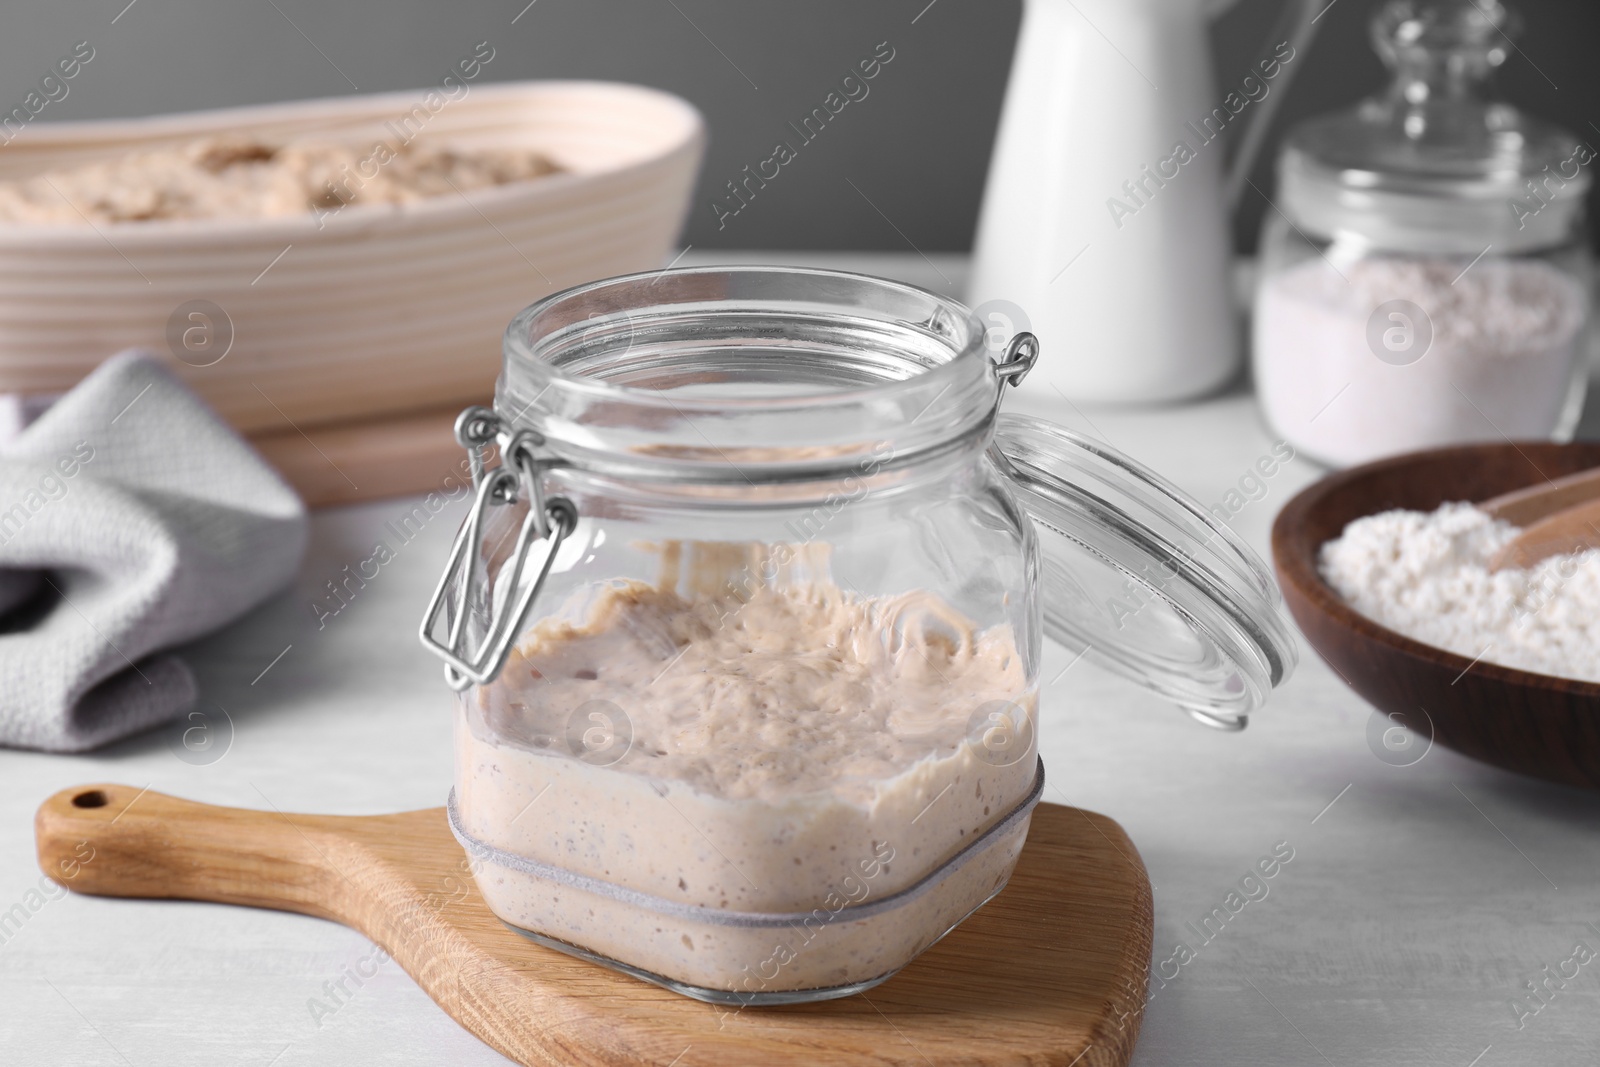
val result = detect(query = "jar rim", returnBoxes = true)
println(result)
[497,265,1003,483]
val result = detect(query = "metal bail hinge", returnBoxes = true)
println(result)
[994,332,1039,387]
[454,405,503,489]
[419,407,578,691]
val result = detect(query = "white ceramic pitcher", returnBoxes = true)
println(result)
[970,0,1306,403]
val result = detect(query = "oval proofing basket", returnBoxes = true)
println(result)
[0,81,705,433]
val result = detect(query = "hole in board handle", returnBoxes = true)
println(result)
[72,790,108,809]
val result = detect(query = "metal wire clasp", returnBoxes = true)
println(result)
[994,332,1039,387]
[418,407,577,691]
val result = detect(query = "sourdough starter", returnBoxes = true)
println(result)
[454,543,1038,993]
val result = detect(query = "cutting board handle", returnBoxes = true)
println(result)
[35,782,353,923]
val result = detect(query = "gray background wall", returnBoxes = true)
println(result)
[2,0,1594,252]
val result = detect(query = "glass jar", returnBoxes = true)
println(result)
[1253,0,1593,468]
[420,266,1296,1005]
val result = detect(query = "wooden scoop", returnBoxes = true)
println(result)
[1480,465,1600,526]
[1489,497,1600,572]
[35,783,1152,1067]
[1479,465,1600,572]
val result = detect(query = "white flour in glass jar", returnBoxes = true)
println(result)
[1319,502,1600,682]
[1255,256,1587,467]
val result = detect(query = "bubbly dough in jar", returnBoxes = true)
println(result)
[454,541,1039,992]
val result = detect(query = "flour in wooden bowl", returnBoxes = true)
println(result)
[1319,502,1600,682]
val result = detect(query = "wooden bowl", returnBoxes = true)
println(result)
[1272,441,1600,789]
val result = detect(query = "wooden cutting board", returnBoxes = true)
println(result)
[35,784,1153,1067]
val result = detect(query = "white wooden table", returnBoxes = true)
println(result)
[2,252,1597,1067]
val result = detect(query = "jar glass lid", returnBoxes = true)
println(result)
[992,414,1298,727]
[1280,0,1589,253]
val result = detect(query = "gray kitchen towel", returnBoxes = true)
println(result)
[0,350,307,752]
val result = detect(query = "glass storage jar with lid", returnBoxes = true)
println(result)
[421,265,1296,1005]
[1253,0,1593,468]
